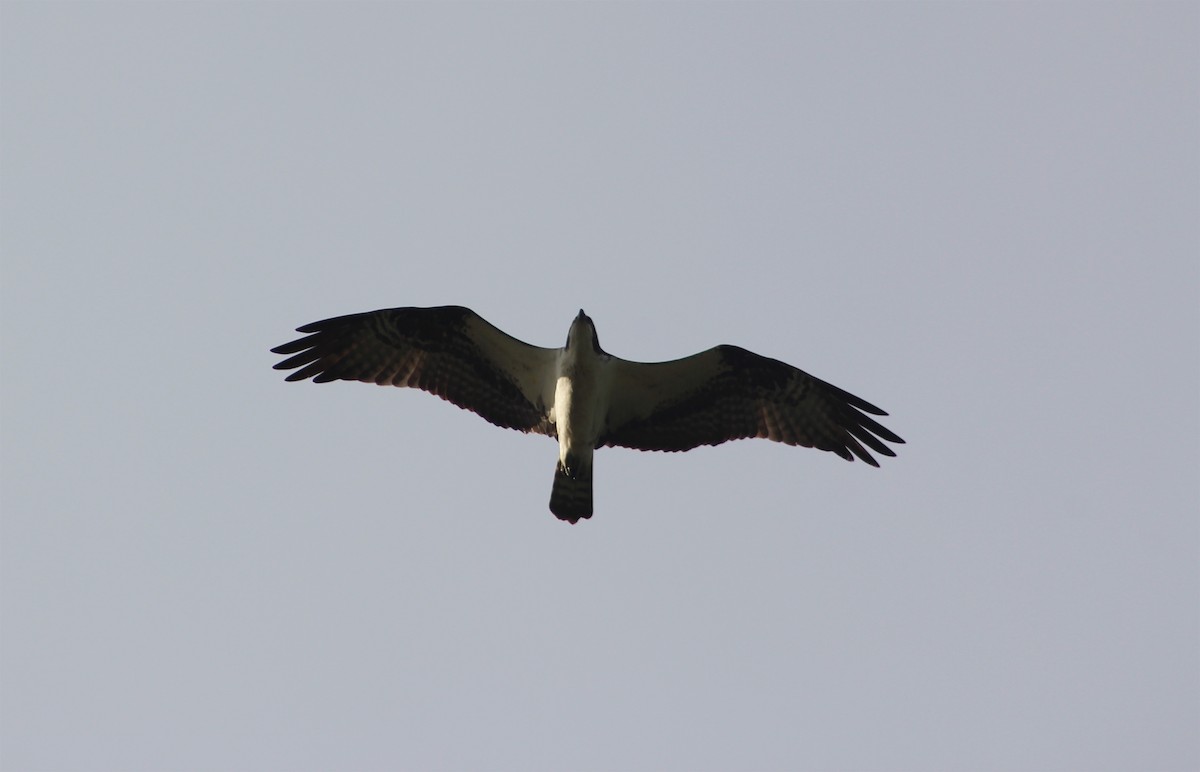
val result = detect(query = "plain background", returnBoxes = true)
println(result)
[2,3,1197,771]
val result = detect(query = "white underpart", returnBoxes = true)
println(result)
[550,316,612,474]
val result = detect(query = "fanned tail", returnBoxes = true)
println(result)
[549,464,593,523]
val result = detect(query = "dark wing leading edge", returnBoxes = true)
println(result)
[601,345,903,465]
[271,306,558,436]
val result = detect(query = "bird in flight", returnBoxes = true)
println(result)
[271,307,903,523]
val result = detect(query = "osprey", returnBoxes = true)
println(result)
[271,306,903,523]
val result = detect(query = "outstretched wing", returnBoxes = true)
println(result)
[271,306,558,436]
[601,345,903,465]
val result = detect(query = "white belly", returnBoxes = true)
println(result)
[552,352,611,474]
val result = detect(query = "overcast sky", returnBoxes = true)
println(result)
[2,3,1197,771]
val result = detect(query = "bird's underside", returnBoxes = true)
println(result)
[271,306,904,523]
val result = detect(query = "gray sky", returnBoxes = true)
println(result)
[2,2,1197,771]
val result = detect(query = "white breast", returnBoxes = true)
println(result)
[552,345,612,467]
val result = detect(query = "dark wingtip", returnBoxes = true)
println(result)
[270,335,319,356]
[847,395,889,416]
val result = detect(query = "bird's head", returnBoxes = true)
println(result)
[566,309,602,352]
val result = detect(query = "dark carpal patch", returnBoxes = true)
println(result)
[272,306,552,435]
[601,345,901,464]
